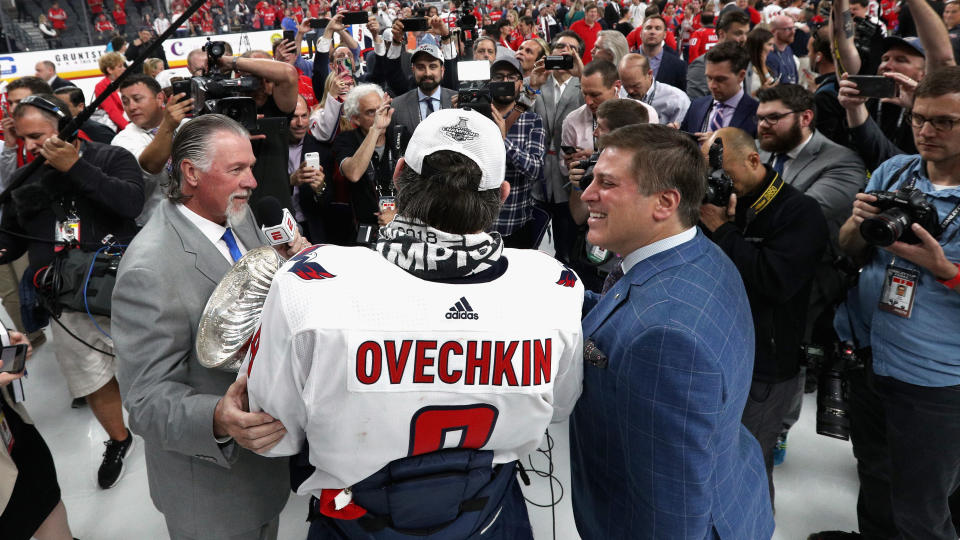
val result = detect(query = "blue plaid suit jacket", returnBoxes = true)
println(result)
[570,230,774,539]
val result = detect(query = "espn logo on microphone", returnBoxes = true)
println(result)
[262,209,298,245]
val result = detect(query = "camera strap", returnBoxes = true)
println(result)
[744,171,784,225]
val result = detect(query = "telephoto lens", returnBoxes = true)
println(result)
[815,344,857,440]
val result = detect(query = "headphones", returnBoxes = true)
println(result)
[19,94,71,132]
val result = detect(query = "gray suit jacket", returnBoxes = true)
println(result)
[113,201,289,538]
[533,75,584,203]
[759,130,867,239]
[389,87,456,134]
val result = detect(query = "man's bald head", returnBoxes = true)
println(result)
[702,127,767,195]
[618,53,653,99]
[705,127,758,160]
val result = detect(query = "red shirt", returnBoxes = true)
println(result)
[298,73,316,108]
[113,8,127,25]
[95,17,114,32]
[114,0,126,10]
[488,9,502,22]
[569,19,601,63]
[48,7,67,29]
[94,76,128,130]
[308,3,321,17]
[292,5,304,22]
[687,26,716,63]
[626,26,678,54]
[88,0,103,14]
[262,10,276,26]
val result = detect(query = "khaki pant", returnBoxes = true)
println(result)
[0,255,30,333]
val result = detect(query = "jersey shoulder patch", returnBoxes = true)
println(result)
[556,265,578,288]
[287,244,336,281]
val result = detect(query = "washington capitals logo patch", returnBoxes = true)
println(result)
[556,266,578,288]
[287,245,336,281]
[441,117,480,142]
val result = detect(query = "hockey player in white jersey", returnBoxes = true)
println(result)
[242,108,584,539]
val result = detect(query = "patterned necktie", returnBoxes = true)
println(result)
[771,153,789,175]
[709,101,727,132]
[422,97,435,117]
[221,227,243,263]
[601,259,625,295]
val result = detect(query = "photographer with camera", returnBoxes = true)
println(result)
[819,66,960,540]
[0,94,143,490]
[699,127,828,507]
[484,52,545,249]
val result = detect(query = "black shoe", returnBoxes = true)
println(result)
[71,397,86,408]
[808,532,862,540]
[98,429,134,489]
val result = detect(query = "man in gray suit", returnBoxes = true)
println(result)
[755,84,866,461]
[526,30,585,265]
[112,115,307,540]
[388,43,456,133]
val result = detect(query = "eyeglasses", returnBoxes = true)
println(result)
[491,73,521,82]
[907,112,960,132]
[756,111,799,126]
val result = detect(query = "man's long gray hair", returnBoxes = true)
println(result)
[166,114,250,203]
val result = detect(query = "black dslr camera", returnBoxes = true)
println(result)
[454,0,478,31]
[576,152,600,190]
[815,342,861,441]
[703,138,734,206]
[185,39,262,130]
[859,186,942,246]
[457,61,517,119]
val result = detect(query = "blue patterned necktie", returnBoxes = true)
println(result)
[709,101,727,132]
[221,227,243,263]
[601,259,625,295]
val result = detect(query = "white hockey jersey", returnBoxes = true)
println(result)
[242,244,584,495]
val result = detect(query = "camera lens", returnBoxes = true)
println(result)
[860,208,910,247]
[816,367,850,440]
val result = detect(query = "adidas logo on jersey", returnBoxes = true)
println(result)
[446,297,479,320]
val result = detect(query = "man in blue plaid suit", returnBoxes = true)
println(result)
[569,124,775,539]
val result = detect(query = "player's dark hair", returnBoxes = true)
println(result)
[583,60,619,87]
[119,73,162,95]
[850,0,869,8]
[8,76,53,96]
[701,11,715,25]
[915,66,960,99]
[395,151,502,234]
[811,32,833,60]
[597,99,649,129]
[705,40,750,72]
[599,124,707,227]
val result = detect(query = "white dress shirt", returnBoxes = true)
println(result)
[176,204,248,264]
[622,226,697,274]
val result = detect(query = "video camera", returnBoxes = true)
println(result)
[859,186,942,246]
[703,138,734,206]
[454,0,478,31]
[456,60,517,119]
[183,39,262,131]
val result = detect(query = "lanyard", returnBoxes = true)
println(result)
[902,174,960,232]
[644,80,657,106]
[744,171,784,226]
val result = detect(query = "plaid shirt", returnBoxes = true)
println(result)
[493,109,545,237]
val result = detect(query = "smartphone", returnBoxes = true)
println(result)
[401,17,430,31]
[335,57,355,83]
[0,344,27,374]
[171,78,190,97]
[283,29,296,42]
[309,17,329,29]
[341,11,368,25]
[848,75,896,99]
[544,55,574,70]
[561,145,578,155]
[304,152,320,170]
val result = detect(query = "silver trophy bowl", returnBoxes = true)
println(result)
[196,246,284,371]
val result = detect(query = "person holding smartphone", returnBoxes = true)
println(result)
[0,331,77,540]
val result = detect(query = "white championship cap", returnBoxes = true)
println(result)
[403,108,506,191]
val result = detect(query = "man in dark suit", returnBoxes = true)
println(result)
[636,15,688,91]
[681,41,758,139]
[113,115,307,539]
[34,60,74,90]
[570,123,774,538]
[387,43,456,134]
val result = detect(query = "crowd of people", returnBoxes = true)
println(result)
[0,0,959,538]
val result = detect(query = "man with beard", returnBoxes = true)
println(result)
[686,10,750,99]
[756,84,865,242]
[618,53,690,125]
[488,52,546,249]
[699,126,828,507]
[113,114,307,539]
[388,43,456,133]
